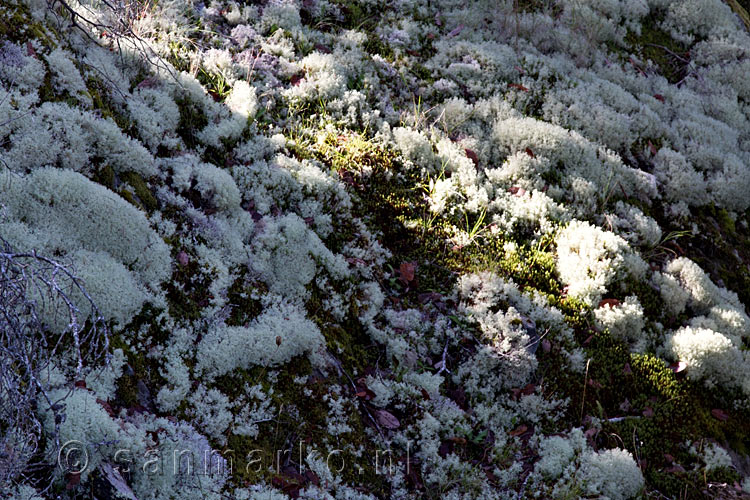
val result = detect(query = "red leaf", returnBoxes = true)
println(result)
[26,41,37,58]
[508,83,529,92]
[509,425,528,437]
[623,363,632,375]
[276,335,282,346]
[711,408,729,421]
[664,453,675,463]
[420,388,431,401]
[598,298,621,309]
[654,94,665,102]
[375,410,400,429]
[648,140,658,156]
[290,73,305,86]
[524,147,535,158]
[508,186,526,197]
[541,339,551,353]
[74,380,87,389]
[642,406,654,418]
[355,388,376,401]
[399,262,416,284]
[464,148,479,166]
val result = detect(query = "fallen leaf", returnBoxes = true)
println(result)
[524,147,535,158]
[355,388,376,401]
[420,388,431,401]
[376,410,400,429]
[399,262,416,284]
[509,425,528,437]
[508,83,529,92]
[464,148,479,166]
[654,94,665,102]
[598,298,621,309]
[447,24,464,37]
[664,453,674,463]
[290,73,305,86]
[648,140,658,156]
[711,408,729,421]
[447,436,466,444]
[276,335,282,346]
[541,339,551,353]
[74,380,87,389]
[623,363,632,375]
[642,407,654,418]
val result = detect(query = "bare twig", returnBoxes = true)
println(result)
[0,237,109,489]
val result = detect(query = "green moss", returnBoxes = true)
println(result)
[175,94,209,150]
[715,207,736,235]
[216,355,388,494]
[94,164,116,190]
[110,304,169,410]
[120,171,158,212]
[0,0,56,48]
[87,76,132,131]
[313,130,394,173]
[164,247,212,321]
[623,15,690,84]
[224,275,266,327]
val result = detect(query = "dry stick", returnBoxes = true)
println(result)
[644,43,690,63]
[580,358,591,424]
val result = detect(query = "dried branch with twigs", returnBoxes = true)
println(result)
[0,237,109,491]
